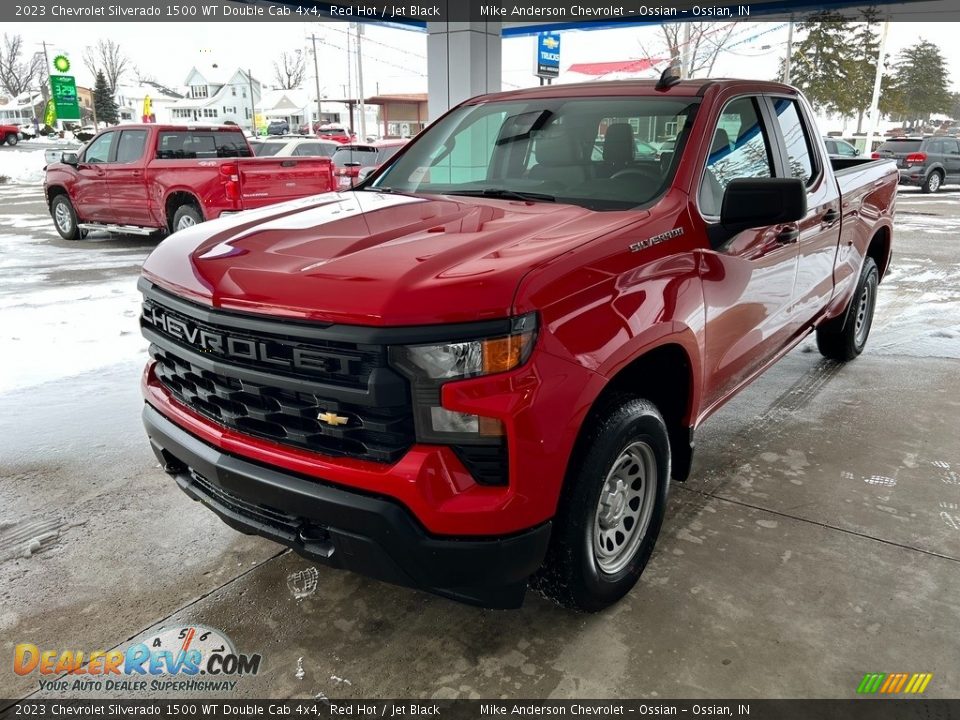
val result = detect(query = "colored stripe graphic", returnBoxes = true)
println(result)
[858,672,932,695]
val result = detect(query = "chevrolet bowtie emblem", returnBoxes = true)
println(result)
[318,411,349,426]
[543,36,559,50]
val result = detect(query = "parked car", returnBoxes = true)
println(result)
[873,136,960,193]
[316,124,354,144]
[823,137,859,158]
[266,119,289,136]
[138,77,896,611]
[331,139,407,189]
[249,136,338,158]
[0,124,22,146]
[18,123,38,139]
[44,124,337,239]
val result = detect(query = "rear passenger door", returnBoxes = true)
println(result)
[698,95,800,410]
[766,95,841,329]
[942,138,960,182]
[107,129,155,227]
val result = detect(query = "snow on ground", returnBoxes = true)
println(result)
[0,148,48,185]
[0,278,147,394]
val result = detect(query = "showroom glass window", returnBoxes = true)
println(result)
[371,97,699,210]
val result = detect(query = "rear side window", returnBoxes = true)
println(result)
[333,147,379,167]
[376,146,403,163]
[877,140,922,153]
[771,98,814,184]
[292,142,334,157]
[156,131,252,159]
[116,129,148,164]
[252,142,283,157]
[699,97,773,217]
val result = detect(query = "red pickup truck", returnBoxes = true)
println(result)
[1,124,21,146]
[44,124,336,239]
[139,77,897,611]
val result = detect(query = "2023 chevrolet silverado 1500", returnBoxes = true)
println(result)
[139,77,897,611]
[44,124,337,240]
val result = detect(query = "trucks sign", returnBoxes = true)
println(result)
[50,75,81,120]
[536,32,561,79]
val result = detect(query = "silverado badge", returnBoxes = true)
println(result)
[629,227,684,252]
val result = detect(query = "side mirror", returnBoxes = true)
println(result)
[61,151,79,166]
[712,178,807,244]
[357,166,376,182]
[853,148,860,156]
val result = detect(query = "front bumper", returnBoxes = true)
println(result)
[144,403,552,608]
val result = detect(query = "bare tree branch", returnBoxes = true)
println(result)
[646,22,739,79]
[0,33,44,98]
[82,39,129,93]
[273,51,306,90]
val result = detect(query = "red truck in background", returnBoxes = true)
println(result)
[139,77,897,611]
[1,124,22,146]
[43,124,336,240]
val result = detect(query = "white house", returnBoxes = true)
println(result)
[115,82,183,124]
[168,63,262,130]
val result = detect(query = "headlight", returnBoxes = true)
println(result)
[389,313,537,445]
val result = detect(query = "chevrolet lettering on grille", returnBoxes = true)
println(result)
[141,301,355,375]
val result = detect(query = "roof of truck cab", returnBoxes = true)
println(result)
[105,124,247,132]
[466,79,799,104]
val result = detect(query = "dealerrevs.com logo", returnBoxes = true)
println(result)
[14,625,261,693]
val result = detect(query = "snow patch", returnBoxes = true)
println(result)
[0,149,48,185]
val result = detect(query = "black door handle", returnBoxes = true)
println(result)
[822,208,840,224]
[776,226,799,244]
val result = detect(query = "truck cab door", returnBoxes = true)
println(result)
[107,129,154,227]
[73,131,117,223]
[698,96,799,410]
[766,96,841,327]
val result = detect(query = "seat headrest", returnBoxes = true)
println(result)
[711,129,731,156]
[534,129,580,166]
[603,123,635,163]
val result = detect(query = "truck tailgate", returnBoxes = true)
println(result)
[236,157,334,209]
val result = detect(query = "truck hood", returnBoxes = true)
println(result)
[141,191,639,326]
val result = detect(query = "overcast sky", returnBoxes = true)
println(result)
[8,20,959,99]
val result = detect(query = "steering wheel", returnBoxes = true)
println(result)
[610,166,664,186]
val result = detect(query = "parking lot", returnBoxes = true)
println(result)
[1,174,959,701]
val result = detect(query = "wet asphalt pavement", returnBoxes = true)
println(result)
[0,180,958,702]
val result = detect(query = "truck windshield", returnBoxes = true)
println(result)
[370,96,698,210]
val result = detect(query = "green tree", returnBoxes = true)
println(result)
[93,69,118,125]
[783,12,855,117]
[882,40,952,127]
[848,10,882,133]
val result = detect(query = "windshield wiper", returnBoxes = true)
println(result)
[445,189,556,203]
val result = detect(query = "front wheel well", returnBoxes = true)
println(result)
[165,191,202,232]
[572,344,695,484]
[47,185,69,207]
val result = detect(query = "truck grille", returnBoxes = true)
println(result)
[141,285,414,464]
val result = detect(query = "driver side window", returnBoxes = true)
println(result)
[84,132,115,164]
[699,97,773,217]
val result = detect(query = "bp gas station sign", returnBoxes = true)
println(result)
[49,53,81,121]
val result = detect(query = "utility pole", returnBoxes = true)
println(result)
[247,68,257,134]
[345,27,354,133]
[864,20,890,158]
[784,18,794,83]
[680,22,691,79]
[355,23,366,140]
[309,33,323,134]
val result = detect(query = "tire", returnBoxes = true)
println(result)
[171,204,202,232]
[5,133,18,146]
[50,194,80,240]
[532,397,671,612]
[816,256,879,361]
[921,169,942,193]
